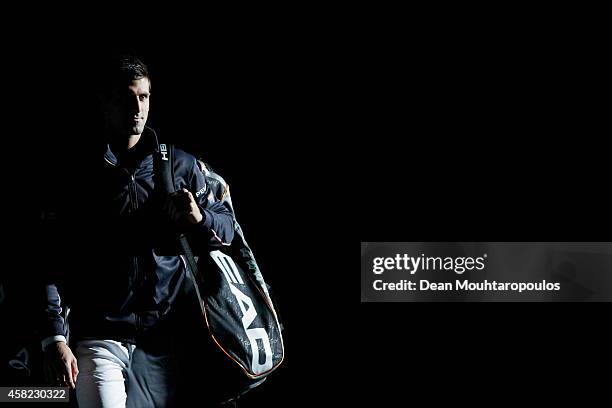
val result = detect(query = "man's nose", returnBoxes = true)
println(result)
[127,96,142,114]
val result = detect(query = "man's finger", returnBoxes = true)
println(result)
[49,363,62,385]
[71,358,79,387]
[180,188,193,200]
[182,188,195,202]
[169,191,187,203]
[174,195,193,212]
[63,362,74,388]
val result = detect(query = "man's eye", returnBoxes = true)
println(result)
[139,95,149,101]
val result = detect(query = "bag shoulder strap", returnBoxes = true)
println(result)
[154,143,176,194]
[153,143,205,307]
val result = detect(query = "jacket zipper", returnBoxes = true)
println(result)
[126,170,141,334]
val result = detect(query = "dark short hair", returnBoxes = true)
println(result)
[99,55,151,100]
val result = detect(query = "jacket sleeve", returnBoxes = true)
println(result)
[184,157,235,250]
[41,283,66,340]
[37,212,67,342]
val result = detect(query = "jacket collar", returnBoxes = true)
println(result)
[103,126,160,167]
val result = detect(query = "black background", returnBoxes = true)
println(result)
[356,15,611,406]
[2,8,611,406]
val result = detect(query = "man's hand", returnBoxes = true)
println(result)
[43,342,78,389]
[164,188,204,225]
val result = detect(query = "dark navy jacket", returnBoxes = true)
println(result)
[41,128,234,344]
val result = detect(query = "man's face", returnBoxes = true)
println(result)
[106,77,151,137]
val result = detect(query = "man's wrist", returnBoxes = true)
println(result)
[41,335,67,351]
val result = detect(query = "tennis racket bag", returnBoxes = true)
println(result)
[154,143,284,383]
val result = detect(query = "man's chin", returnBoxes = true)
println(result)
[130,125,145,135]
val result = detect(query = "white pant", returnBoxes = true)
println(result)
[74,338,178,408]
[74,340,135,408]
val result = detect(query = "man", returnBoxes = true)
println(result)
[41,56,236,407]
